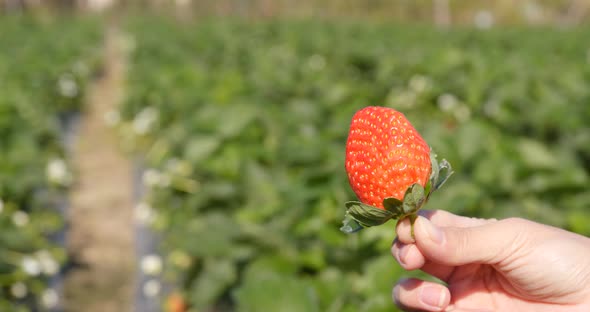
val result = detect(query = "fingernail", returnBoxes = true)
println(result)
[420,286,443,310]
[392,284,401,305]
[419,216,444,244]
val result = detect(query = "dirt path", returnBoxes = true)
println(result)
[63,25,134,312]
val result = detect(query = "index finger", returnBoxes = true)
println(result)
[396,209,493,244]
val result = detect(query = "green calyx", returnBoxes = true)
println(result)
[340,151,453,234]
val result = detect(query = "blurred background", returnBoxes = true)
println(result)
[1,1,589,312]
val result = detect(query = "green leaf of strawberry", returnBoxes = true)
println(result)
[341,106,453,234]
[340,201,394,233]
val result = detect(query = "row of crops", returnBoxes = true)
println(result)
[2,14,590,312]
[0,16,102,310]
[117,18,590,311]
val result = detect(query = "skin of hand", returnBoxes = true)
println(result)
[391,210,590,312]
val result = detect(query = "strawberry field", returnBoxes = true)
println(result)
[1,11,590,312]
[116,17,590,311]
[0,15,102,310]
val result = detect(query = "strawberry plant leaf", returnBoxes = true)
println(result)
[429,150,440,190]
[402,183,425,214]
[340,214,364,234]
[435,158,453,190]
[117,18,590,311]
[235,275,320,312]
[427,151,453,196]
[382,197,404,218]
[189,258,237,308]
[424,179,433,198]
[340,201,394,233]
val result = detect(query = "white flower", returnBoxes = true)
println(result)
[46,158,72,186]
[10,282,27,299]
[166,158,192,176]
[169,250,191,268]
[437,93,459,112]
[158,173,171,188]
[142,169,161,188]
[474,10,494,29]
[87,0,115,11]
[140,254,163,276]
[104,110,121,126]
[176,0,190,7]
[132,107,159,135]
[142,169,170,188]
[118,34,136,53]
[37,250,59,276]
[57,74,78,98]
[408,75,431,93]
[307,54,326,71]
[387,89,416,108]
[12,211,29,227]
[21,256,41,276]
[41,288,59,309]
[143,279,161,298]
[135,202,156,225]
[73,61,89,76]
[522,2,543,24]
[483,98,500,117]
[455,105,472,122]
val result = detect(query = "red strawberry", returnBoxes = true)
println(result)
[165,293,188,312]
[345,106,431,208]
[341,106,453,233]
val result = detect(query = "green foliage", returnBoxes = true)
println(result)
[120,17,590,311]
[0,15,102,310]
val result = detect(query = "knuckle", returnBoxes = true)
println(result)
[453,227,473,260]
[496,217,533,262]
[503,217,529,227]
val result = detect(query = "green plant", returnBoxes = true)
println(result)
[0,15,102,310]
[119,17,590,311]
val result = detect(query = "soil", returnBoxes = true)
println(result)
[63,25,135,312]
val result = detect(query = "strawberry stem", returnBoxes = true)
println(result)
[409,213,417,239]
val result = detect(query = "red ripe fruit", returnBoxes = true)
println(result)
[345,106,431,208]
[341,106,453,234]
[165,293,188,312]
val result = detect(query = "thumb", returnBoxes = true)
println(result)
[413,215,528,266]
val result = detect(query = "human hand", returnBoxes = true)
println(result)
[391,210,590,312]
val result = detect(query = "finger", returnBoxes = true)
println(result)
[396,210,492,244]
[392,239,456,281]
[413,216,527,266]
[419,261,456,282]
[396,218,416,244]
[393,278,450,312]
[420,210,493,228]
[392,239,425,270]
[447,309,494,312]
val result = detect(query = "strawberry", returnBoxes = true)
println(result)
[341,106,453,233]
[345,106,432,207]
[165,293,188,312]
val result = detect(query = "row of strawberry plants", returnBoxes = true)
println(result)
[0,15,102,311]
[118,18,590,311]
